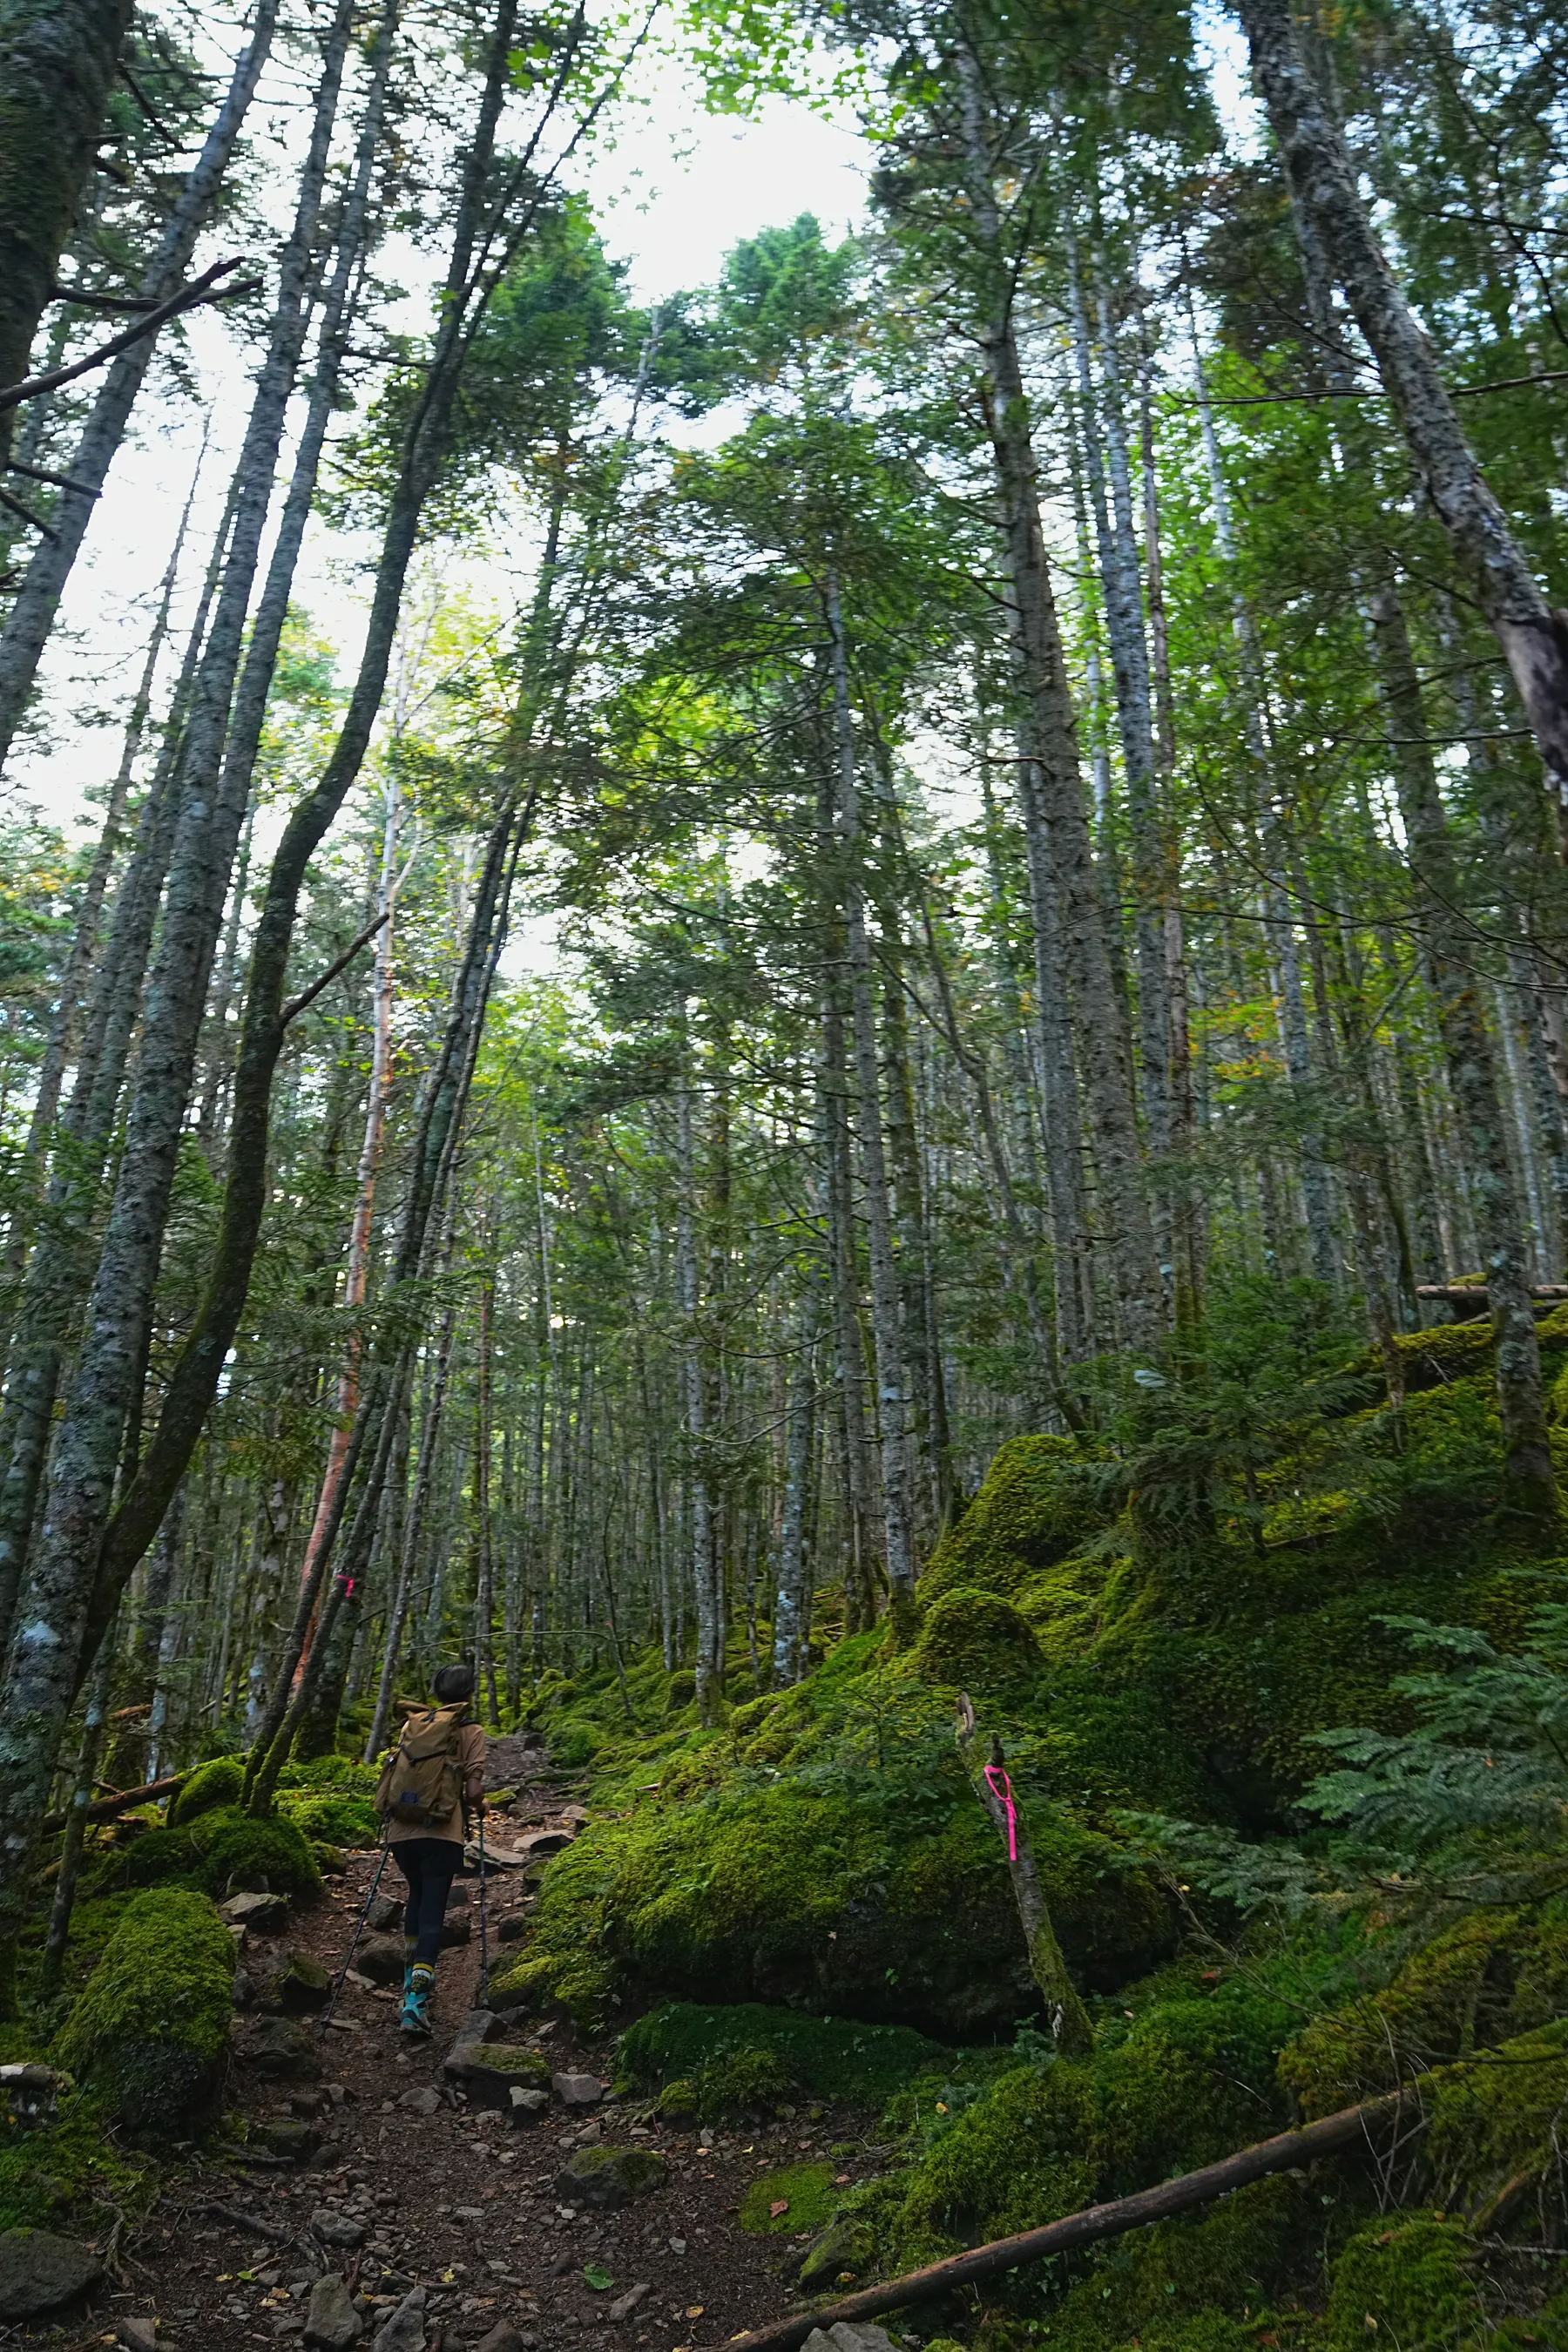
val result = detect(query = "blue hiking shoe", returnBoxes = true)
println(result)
[400,1963,435,2037]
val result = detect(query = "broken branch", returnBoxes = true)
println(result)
[727,2092,1412,2352]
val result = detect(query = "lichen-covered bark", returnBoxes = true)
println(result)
[0,0,132,464]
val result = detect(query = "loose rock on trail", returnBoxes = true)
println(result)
[21,1763,890,2352]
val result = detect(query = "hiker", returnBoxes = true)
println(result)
[374,1659,486,2037]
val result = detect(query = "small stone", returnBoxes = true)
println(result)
[366,1896,402,1933]
[607,2283,651,2323]
[247,2020,323,2081]
[495,1913,528,1944]
[233,1970,257,2009]
[446,2045,551,2110]
[653,2081,697,2129]
[355,1936,406,1988]
[304,2272,362,2347]
[0,2228,105,2320]
[221,1889,291,1931]
[551,2072,605,2108]
[118,2318,159,2352]
[270,1952,334,2015]
[440,1912,471,1948]
[254,2117,320,2162]
[397,2085,443,2115]
[451,2009,499,2046]
[553,2148,666,2211]
[510,2086,550,2115]
[372,2282,427,2352]
[447,1882,470,1908]
[311,2209,367,2250]
[475,2325,527,2352]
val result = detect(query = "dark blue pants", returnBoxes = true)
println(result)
[392,1836,461,1963]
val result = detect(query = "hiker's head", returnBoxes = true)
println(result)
[432,1661,476,1707]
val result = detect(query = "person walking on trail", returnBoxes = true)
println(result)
[374,1660,486,2038]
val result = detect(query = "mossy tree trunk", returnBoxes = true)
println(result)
[957,1697,1092,2059]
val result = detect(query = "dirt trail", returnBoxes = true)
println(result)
[37,1755,889,2352]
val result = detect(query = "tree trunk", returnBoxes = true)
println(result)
[1235,0,1568,821]
[826,571,917,1638]
[956,1699,1092,2057]
[0,0,279,759]
[0,0,134,467]
[955,43,1159,1352]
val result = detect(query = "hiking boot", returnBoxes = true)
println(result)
[402,1936,417,1997]
[400,1963,436,2037]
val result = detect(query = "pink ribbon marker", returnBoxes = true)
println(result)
[983,1763,1017,1862]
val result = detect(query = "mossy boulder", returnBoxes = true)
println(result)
[859,1978,1294,2275]
[919,1436,1100,1604]
[168,1756,245,1827]
[277,1790,380,1848]
[190,1807,321,1904]
[497,1776,1167,2036]
[912,1587,1042,1692]
[57,1889,235,2138]
[118,1824,200,1887]
[1325,2214,1484,2350]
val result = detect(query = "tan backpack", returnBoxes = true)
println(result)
[375,1702,468,1829]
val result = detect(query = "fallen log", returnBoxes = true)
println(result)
[727,2092,1410,2352]
[41,1770,186,1835]
[1416,1284,1568,1308]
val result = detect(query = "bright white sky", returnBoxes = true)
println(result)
[7,38,872,835]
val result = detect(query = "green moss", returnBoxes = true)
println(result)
[551,1719,602,1768]
[1279,1912,1523,2118]
[506,1762,1166,2036]
[189,1807,321,1904]
[276,1789,379,1848]
[1037,2175,1321,2352]
[920,1436,1101,1605]
[1424,2024,1568,2219]
[620,2001,950,2115]
[862,1977,1295,2277]
[913,1588,1043,1692]
[168,1755,246,1826]
[1325,2214,1484,2350]
[118,1825,200,1887]
[57,1889,235,2138]
[738,2159,838,2233]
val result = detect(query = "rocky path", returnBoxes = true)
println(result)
[23,1757,890,2352]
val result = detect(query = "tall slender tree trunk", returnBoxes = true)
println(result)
[826,573,917,1637]
[955,42,1159,1353]
[0,0,279,757]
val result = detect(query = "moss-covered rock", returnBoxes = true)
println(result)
[913,1588,1042,1692]
[167,1756,245,1827]
[1325,2214,1484,2350]
[190,1808,321,1905]
[919,1436,1101,1605]
[118,1825,200,1887]
[555,2146,666,2208]
[495,1774,1168,2036]
[57,1889,235,2138]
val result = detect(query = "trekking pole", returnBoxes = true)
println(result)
[318,1822,391,2035]
[477,1803,490,2009]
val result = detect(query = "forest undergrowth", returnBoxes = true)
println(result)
[8,1306,1568,2351]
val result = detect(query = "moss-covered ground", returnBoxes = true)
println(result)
[493,1314,1568,2349]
